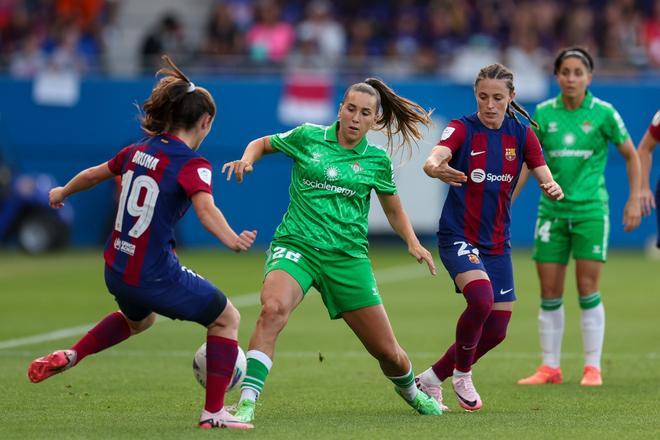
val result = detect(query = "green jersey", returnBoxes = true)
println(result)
[533,91,630,218]
[269,122,397,257]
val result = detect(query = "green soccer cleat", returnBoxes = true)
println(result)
[395,387,443,415]
[233,399,256,423]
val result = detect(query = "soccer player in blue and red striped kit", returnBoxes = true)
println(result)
[416,64,564,411]
[27,56,257,429]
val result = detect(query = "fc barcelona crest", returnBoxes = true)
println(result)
[505,148,516,161]
[468,254,480,264]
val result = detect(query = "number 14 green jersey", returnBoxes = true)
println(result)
[533,91,630,219]
[269,122,397,258]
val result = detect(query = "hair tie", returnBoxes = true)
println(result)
[561,50,592,71]
[187,82,196,93]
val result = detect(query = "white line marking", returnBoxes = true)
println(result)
[0,263,430,350]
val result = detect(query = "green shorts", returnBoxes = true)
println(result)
[264,239,382,319]
[532,215,610,264]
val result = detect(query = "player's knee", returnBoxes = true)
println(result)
[260,299,291,324]
[127,312,156,335]
[467,294,493,318]
[576,278,598,296]
[213,302,240,331]
[370,341,402,365]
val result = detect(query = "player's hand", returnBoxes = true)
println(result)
[233,230,257,252]
[408,242,437,276]
[222,160,253,183]
[640,187,656,217]
[623,197,642,232]
[540,181,564,201]
[423,155,467,187]
[48,186,66,208]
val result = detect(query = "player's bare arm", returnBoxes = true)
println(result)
[222,136,275,182]
[423,145,467,186]
[49,162,115,208]
[377,193,437,275]
[191,191,257,252]
[530,165,564,201]
[637,129,657,216]
[617,138,642,231]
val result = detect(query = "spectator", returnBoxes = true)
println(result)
[9,31,47,78]
[296,0,345,65]
[140,13,187,73]
[245,0,294,64]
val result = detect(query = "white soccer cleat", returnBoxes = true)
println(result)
[452,372,483,411]
[415,374,450,411]
[199,407,254,429]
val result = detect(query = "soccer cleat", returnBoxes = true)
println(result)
[452,372,483,411]
[415,374,449,411]
[395,387,443,415]
[199,408,253,429]
[233,399,256,423]
[517,365,563,385]
[27,350,77,383]
[580,366,602,386]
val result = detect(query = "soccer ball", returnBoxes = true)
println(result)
[192,343,247,390]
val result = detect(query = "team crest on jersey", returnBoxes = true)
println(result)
[352,162,362,173]
[581,121,593,134]
[325,166,340,180]
[505,148,516,161]
[468,254,480,264]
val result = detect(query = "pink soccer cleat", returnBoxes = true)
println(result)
[517,365,563,385]
[452,372,483,411]
[27,350,77,383]
[415,374,450,411]
[580,366,602,386]
[199,408,254,430]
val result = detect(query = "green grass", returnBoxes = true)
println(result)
[0,247,659,439]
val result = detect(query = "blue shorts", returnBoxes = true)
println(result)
[438,240,516,303]
[104,265,227,327]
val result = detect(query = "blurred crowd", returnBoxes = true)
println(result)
[2,0,660,78]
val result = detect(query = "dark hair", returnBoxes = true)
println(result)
[342,78,433,156]
[553,46,594,74]
[474,63,538,129]
[140,55,216,136]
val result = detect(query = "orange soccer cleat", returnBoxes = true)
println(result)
[27,350,76,383]
[517,365,563,385]
[580,366,602,386]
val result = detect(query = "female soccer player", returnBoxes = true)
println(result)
[222,78,442,423]
[415,63,563,412]
[516,47,642,387]
[27,56,257,430]
[638,110,660,244]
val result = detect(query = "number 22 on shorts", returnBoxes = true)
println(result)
[272,246,302,263]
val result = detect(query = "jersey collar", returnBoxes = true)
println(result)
[555,89,594,110]
[324,121,369,154]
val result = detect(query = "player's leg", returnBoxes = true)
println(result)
[518,217,569,385]
[342,304,441,415]
[27,267,156,383]
[235,242,312,423]
[573,216,608,386]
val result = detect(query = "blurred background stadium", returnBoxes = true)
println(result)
[0,0,659,252]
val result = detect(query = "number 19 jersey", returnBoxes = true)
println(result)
[103,133,213,286]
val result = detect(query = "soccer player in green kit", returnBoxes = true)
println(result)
[222,78,442,423]
[515,47,642,387]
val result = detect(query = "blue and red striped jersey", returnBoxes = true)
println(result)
[103,133,213,286]
[437,113,545,254]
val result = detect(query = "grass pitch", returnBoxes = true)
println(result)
[0,247,658,439]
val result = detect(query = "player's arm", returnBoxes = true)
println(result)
[376,193,436,275]
[422,145,467,186]
[637,129,657,216]
[222,136,275,183]
[617,137,642,232]
[191,191,257,252]
[49,162,115,209]
[511,164,530,203]
[529,165,564,201]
